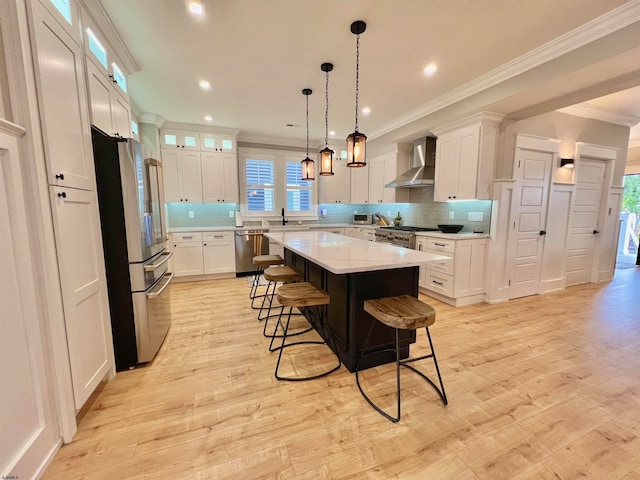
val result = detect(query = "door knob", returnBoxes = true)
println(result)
[539,230,547,236]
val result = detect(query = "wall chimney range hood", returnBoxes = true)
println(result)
[386,137,436,188]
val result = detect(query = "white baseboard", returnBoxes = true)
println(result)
[171,272,236,283]
[418,288,485,307]
[540,277,565,294]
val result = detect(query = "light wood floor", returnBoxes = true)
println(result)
[43,268,640,479]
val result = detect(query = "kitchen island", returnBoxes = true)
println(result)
[265,231,448,371]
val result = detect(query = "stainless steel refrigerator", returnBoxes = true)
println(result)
[92,128,173,370]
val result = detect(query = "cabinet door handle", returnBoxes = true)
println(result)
[418,244,423,251]
[57,192,66,198]
[432,280,444,286]
[539,230,547,236]
[183,236,193,239]
[593,230,600,235]
[433,243,446,247]
[203,243,207,246]
[55,173,64,180]
[214,235,223,239]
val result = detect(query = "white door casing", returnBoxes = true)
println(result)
[507,148,554,299]
[0,126,60,479]
[565,159,606,286]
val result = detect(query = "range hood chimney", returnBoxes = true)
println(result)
[385,137,436,188]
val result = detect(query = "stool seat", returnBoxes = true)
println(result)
[264,266,303,283]
[253,255,284,267]
[364,295,436,330]
[276,282,329,307]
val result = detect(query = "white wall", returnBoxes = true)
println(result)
[626,146,640,174]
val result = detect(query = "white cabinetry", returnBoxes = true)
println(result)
[161,129,200,150]
[50,186,113,408]
[172,232,204,276]
[432,112,504,202]
[203,232,235,274]
[368,147,410,204]
[162,149,203,203]
[85,59,131,138]
[350,164,370,204]
[416,235,488,306]
[172,231,236,277]
[319,162,351,204]
[200,133,236,153]
[31,4,95,191]
[202,152,239,203]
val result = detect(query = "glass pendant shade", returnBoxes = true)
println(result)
[301,156,315,180]
[346,131,367,167]
[319,146,334,176]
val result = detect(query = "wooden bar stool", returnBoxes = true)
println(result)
[271,282,341,381]
[259,266,304,330]
[249,255,283,309]
[356,294,447,422]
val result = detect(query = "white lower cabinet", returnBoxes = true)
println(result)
[415,235,488,306]
[172,231,236,277]
[203,232,235,273]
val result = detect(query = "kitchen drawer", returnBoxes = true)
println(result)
[427,237,455,254]
[173,232,203,243]
[424,271,454,297]
[203,231,233,244]
[426,254,454,275]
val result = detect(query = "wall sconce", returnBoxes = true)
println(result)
[560,158,574,169]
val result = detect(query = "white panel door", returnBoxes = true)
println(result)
[456,126,481,200]
[180,151,202,202]
[202,152,223,203]
[1,131,58,480]
[203,243,235,274]
[221,153,239,202]
[111,93,131,138]
[50,186,113,409]
[172,242,204,276]
[85,59,113,136]
[368,156,385,203]
[565,159,605,286]
[33,7,94,190]
[508,149,553,299]
[350,164,369,204]
[161,149,181,202]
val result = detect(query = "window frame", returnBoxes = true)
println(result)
[240,147,317,219]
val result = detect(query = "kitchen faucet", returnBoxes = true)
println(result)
[281,207,287,226]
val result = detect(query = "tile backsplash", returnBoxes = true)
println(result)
[166,186,492,233]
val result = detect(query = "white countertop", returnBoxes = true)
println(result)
[265,231,449,274]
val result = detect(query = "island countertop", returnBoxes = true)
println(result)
[265,231,449,275]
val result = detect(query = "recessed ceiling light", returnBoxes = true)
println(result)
[329,131,336,136]
[188,2,204,16]
[204,115,212,122]
[199,80,211,90]
[362,107,371,115]
[423,63,438,76]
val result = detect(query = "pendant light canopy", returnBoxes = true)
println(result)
[347,20,367,168]
[301,88,315,181]
[319,62,335,176]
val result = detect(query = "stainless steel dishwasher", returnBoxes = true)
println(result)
[235,229,269,275]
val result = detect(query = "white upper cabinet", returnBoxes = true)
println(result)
[86,59,131,138]
[319,161,351,204]
[432,112,504,202]
[31,1,95,190]
[368,146,410,204]
[160,129,200,151]
[202,152,239,203]
[200,133,236,153]
[40,0,81,45]
[350,163,370,204]
[162,149,202,203]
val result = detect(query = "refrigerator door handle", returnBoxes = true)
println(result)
[147,273,174,298]
[144,251,173,272]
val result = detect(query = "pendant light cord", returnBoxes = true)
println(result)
[325,70,329,147]
[306,93,310,156]
[354,33,360,132]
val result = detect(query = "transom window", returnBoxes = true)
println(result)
[50,0,72,24]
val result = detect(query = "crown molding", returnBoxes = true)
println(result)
[237,132,307,149]
[0,118,26,137]
[368,0,640,140]
[138,113,165,129]
[432,111,505,136]
[80,0,139,74]
[558,104,640,127]
[162,121,240,136]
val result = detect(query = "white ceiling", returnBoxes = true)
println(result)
[101,0,640,146]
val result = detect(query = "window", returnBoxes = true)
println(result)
[131,120,138,136]
[50,0,72,24]
[285,160,312,212]
[241,149,317,217]
[245,157,275,213]
[86,28,107,68]
[111,63,127,93]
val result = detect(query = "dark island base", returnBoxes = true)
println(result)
[285,249,418,372]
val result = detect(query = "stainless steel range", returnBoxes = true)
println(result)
[375,226,440,249]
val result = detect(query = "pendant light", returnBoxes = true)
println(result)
[301,88,315,181]
[346,20,367,168]
[319,63,335,176]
